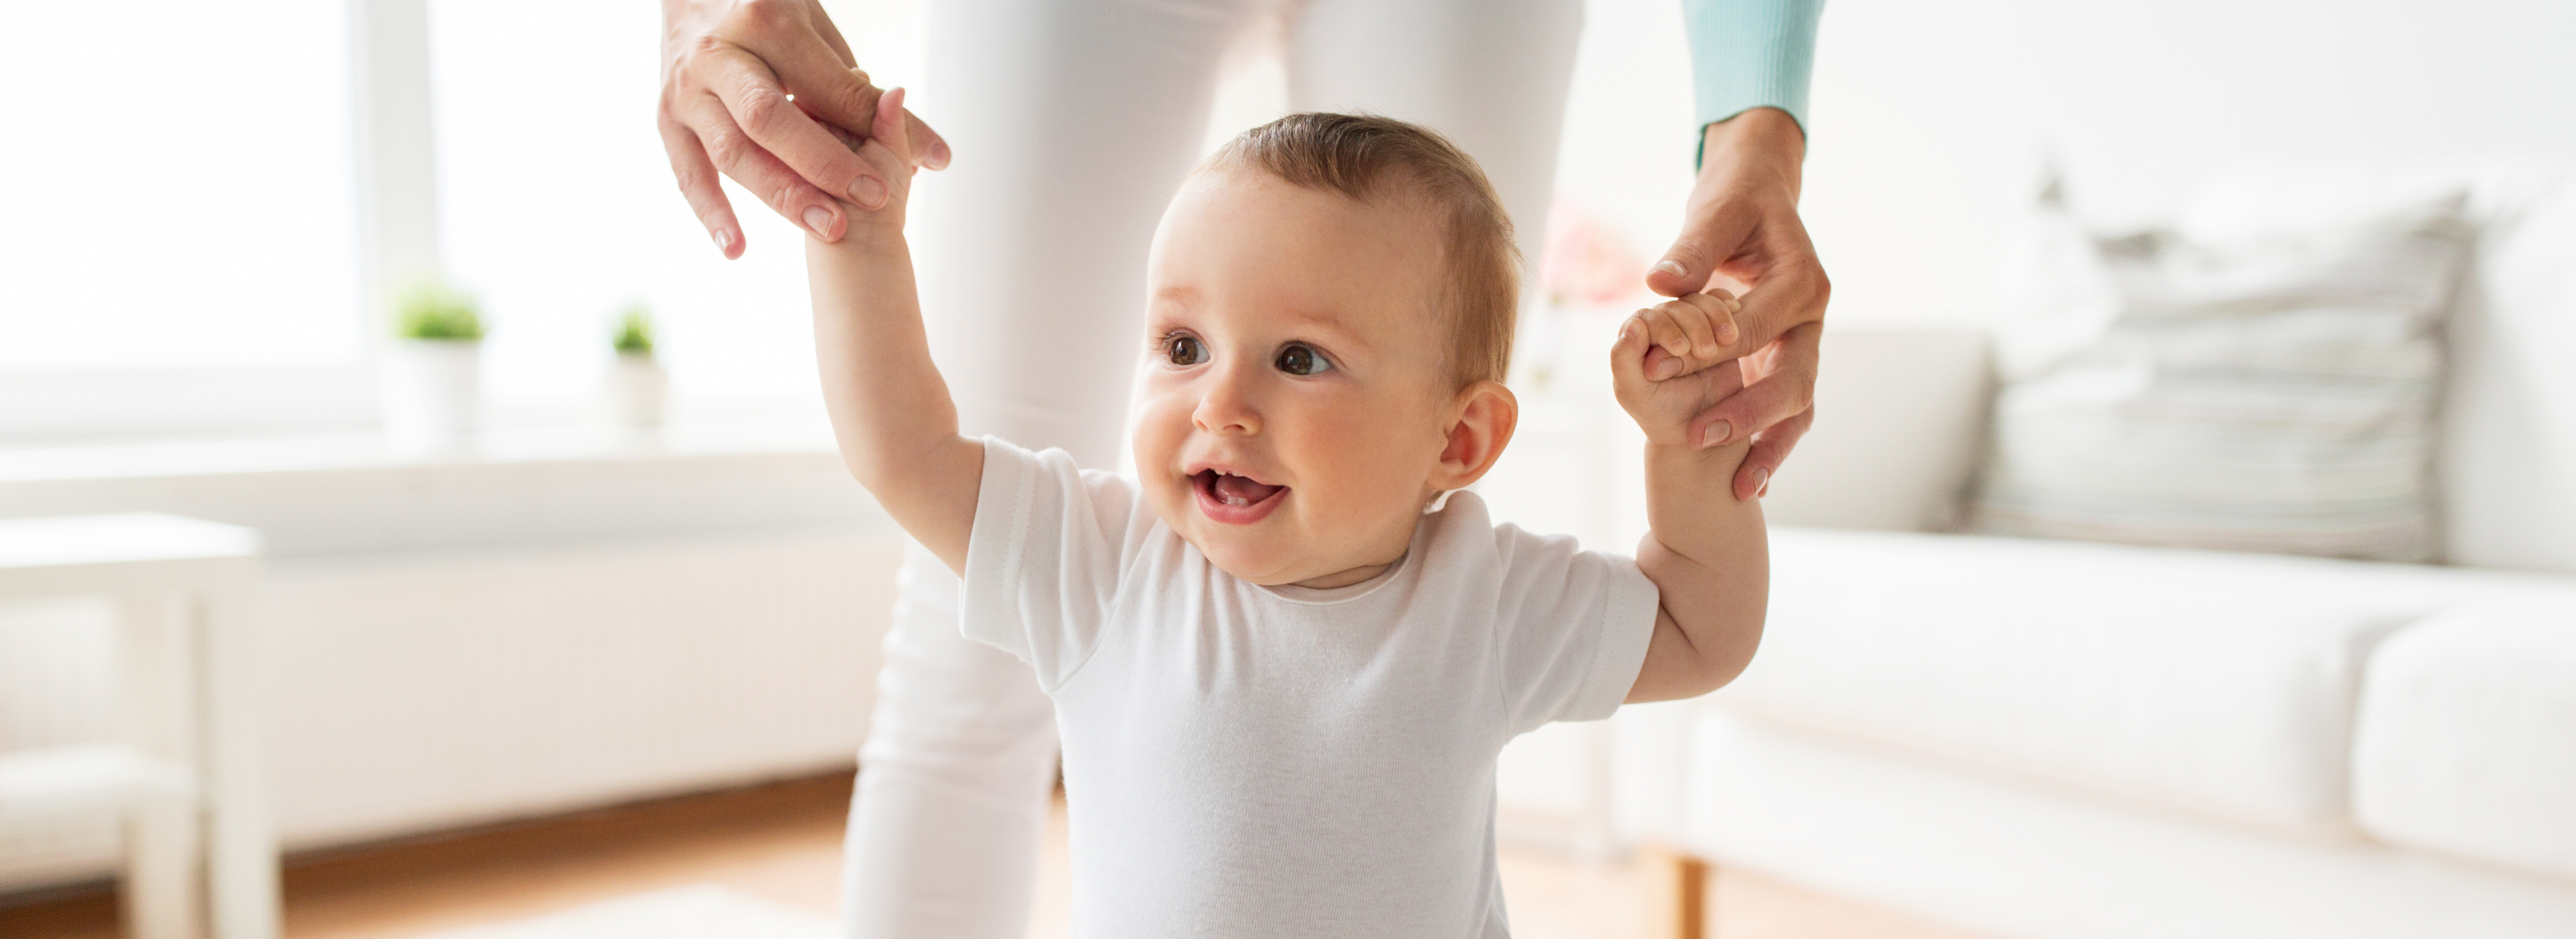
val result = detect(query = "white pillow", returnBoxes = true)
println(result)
[1970,180,2474,561]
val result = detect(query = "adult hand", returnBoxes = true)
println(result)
[659,0,952,258]
[1644,107,1829,502]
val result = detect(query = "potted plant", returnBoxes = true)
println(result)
[378,280,484,454]
[604,302,667,431]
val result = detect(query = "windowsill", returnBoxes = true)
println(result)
[0,417,890,559]
[0,415,841,484]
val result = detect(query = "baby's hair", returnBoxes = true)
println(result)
[1205,113,1519,388]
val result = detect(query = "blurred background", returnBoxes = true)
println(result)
[4,1,2575,938]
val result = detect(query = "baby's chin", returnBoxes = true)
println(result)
[1169,524,1313,586]
[1165,512,1416,589]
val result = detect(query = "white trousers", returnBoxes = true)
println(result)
[841,1,1586,935]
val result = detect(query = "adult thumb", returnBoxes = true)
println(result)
[1646,207,1758,298]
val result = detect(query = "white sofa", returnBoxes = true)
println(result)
[1624,165,2576,938]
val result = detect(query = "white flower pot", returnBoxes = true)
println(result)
[380,339,482,454]
[605,355,668,430]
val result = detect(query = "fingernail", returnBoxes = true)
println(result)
[1701,421,1732,449]
[929,142,953,169]
[853,176,889,209]
[1719,321,1739,345]
[1654,260,1686,278]
[1653,357,1682,380]
[712,227,734,253]
[803,205,835,237]
[1754,467,1771,497]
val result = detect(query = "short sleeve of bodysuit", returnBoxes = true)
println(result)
[1483,518,1663,736]
[960,436,1159,689]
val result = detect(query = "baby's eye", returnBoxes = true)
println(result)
[1275,343,1334,376]
[1163,334,1209,367]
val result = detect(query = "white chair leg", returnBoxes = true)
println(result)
[197,578,280,939]
[124,791,202,939]
[118,595,205,939]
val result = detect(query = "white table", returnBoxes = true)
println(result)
[0,513,277,939]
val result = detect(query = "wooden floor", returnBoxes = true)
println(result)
[0,771,1990,939]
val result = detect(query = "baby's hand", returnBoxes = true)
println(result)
[826,83,922,224]
[1612,292,1748,450]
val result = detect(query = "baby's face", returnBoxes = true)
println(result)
[1133,170,1468,587]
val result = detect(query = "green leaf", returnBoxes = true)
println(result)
[612,302,655,356]
[392,279,484,341]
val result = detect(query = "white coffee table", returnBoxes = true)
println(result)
[0,513,276,939]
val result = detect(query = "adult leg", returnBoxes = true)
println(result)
[839,1,1257,937]
[1283,0,1587,278]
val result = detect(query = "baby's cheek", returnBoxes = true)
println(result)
[1130,398,1191,456]
[1311,408,1438,502]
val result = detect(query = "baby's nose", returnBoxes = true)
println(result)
[1191,371,1263,435]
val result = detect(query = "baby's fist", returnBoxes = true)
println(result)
[1612,292,1747,450]
[827,84,922,223]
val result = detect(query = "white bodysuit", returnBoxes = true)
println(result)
[961,438,1659,938]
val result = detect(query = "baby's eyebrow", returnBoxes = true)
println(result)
[1252,315,1371,360]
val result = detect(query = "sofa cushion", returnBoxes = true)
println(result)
[2353,600,2576,883]
[1758,327,1991,534]
[1970,180,2474,562]
[2180,162,2576,574]
[1717,528,2555,837]
[2436,167,2576,574]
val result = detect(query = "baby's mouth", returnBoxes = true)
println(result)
[1191,470,1287,523]
[1196,470,1285,506]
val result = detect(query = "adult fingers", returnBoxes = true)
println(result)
[715,7,954,174]
[804,0,857,66]
[698,42,888,209]
[906,110,953,170]
[658,108,747,258]
[1717,237,1829,362]
[1687,321,1820,448]
[680,91,845,241]
[1735,406,1813,500]
[718,3,951,171]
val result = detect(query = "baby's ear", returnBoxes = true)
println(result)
[1433,380,1519,490]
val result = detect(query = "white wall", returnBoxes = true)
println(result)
[1555,0,2576,327]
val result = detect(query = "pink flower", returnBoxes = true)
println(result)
[1540,199,1648,308]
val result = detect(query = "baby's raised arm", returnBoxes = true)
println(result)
[1612,292,1771,702]
[805,88,982,573]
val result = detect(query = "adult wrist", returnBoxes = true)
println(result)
[1703,107,1804,157]
[1697,107,1805,200]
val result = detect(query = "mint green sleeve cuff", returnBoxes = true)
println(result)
[1683,0,1824,137]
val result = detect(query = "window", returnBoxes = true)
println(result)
[0,1,932,442]
[0,1,360,372]
[425,0,839,419]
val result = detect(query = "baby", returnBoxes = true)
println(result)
[808,91,1767,937]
